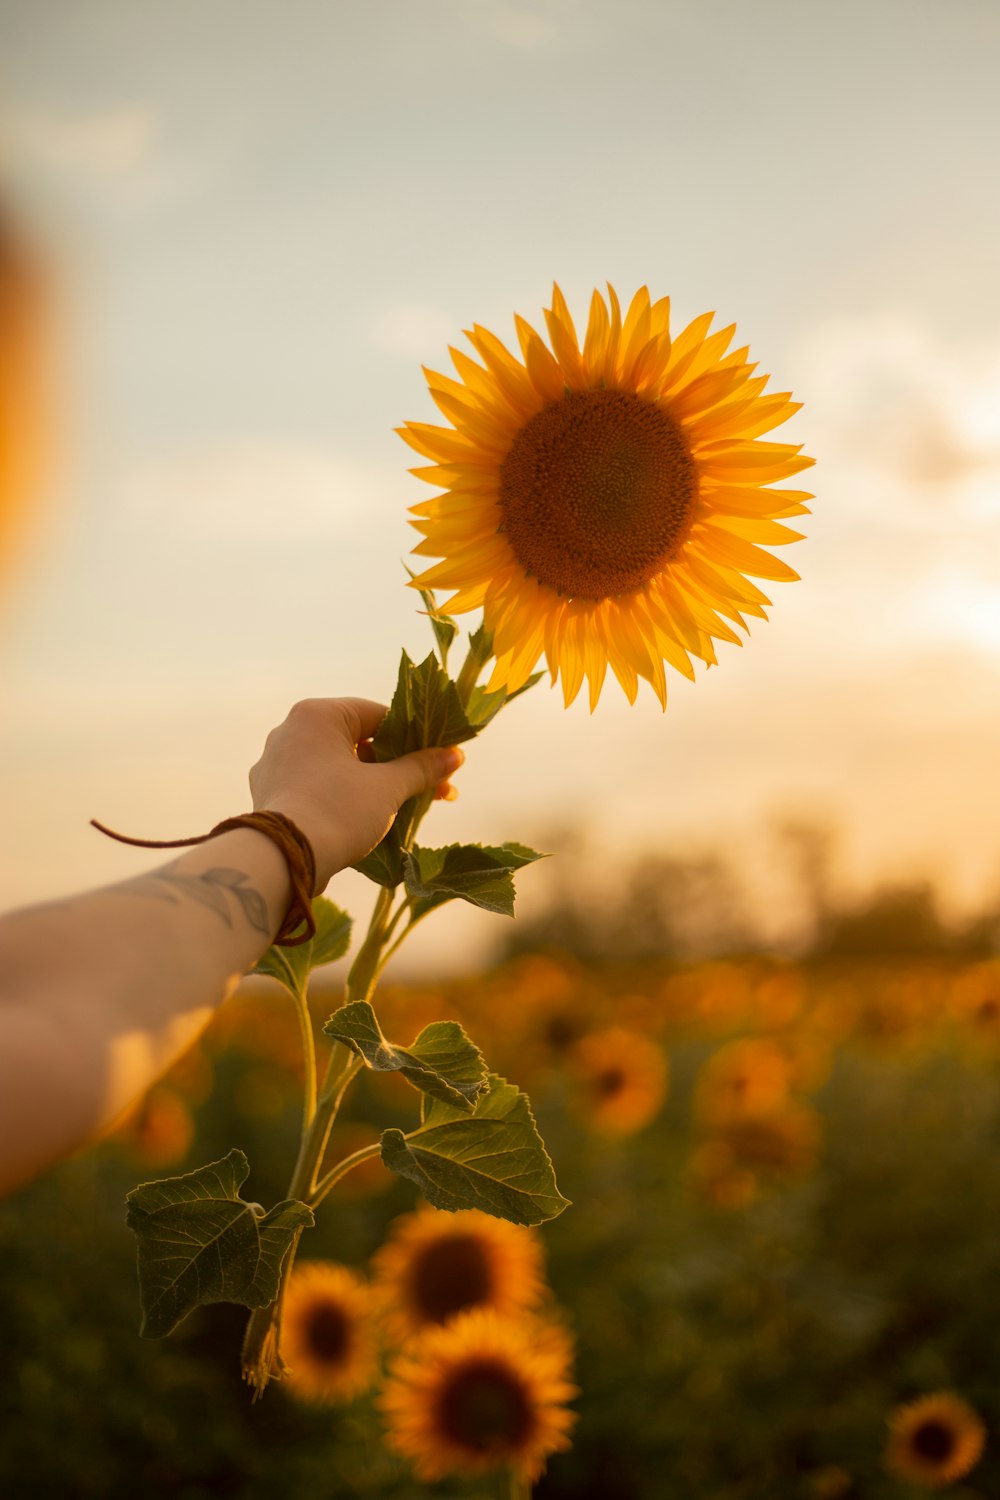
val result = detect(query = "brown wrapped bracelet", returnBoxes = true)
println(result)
[90,810,318,947]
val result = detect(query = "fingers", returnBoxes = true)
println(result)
[283,697,389,749]
[380,744,465,805]
[335,698,390,745]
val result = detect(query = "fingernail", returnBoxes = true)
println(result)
[441,784,459,801]
[440,746,464,773]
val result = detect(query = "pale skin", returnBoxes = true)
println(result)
[0,697,464,1198]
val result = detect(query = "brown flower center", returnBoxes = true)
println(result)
[595,1067,627,1098]
[304,1301,350,1364]
[411,1234,493,1324]
[912,1418,956,1463]
[498,388,697,600]
[437,1357,535,1452]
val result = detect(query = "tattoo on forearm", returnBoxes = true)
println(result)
[121,861,272,936]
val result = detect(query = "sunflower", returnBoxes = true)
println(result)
[0,210,49,577]
[280,1261,379,1404]
[694,1038,794,1129]
[378,1308,577,1482]
[686,1140,758,1211]
[884,1391,986,1489]
[403,283,812,709]
[715,1101,822,1178]
[569,1027,668,1136]
[372,1206,545,1343]
[950,962,1000,1051]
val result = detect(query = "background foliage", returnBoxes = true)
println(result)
[3,850,1000,1499]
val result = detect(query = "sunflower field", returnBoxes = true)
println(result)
[4,872,1000,1500]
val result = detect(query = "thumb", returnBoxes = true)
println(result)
[379,745,465,806]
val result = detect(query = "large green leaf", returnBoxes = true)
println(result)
[403,841,545,918]
[352,832,406,889]
[380,1074,569,1226]
[372,650,478,761]
[125,1150,313,1339]
[322,1001,486,1109]
[253,897,353,997]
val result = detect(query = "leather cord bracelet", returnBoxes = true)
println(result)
[90,810,318,947]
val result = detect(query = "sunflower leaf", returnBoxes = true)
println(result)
[372,649,478,761]
[322,1001,486,1110]
[125,1149,313,1339]
[403,563,458,667]
[380,1073,569,1226]
[403,842,546,919]
[253,898,353,997]
[352,827,407,889]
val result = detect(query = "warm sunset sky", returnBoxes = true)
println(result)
[2,0,1000,970]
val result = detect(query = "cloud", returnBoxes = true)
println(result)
[790,313,1000,661]
[5,106,156,176]
[116,439,400,542]
[799,313,1000,499]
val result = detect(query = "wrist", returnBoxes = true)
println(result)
[252,801,338,893]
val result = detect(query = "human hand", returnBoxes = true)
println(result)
[248,698,464,891]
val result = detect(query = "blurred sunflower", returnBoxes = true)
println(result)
[404,283,812,709]
[372,1207,545,1342]
[0,210,49,578]
[949,962,1000,1051]
[378,1308,577,1482]
[569,1027,668,1136]
[715,1100,821,1178]
[884,1392,986,1489]
[687,1140,758,1211]
[694,1038,794,1128]
[659,965,750,1031]
[280,1262,378,1405]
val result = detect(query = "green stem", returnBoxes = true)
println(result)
[240,1042,360,1397]
[455,626,493,707]
[311,1141,382,1206]
[243,623,498,1398]
[344,884,395,1005]
[291,980,317,1133]
[242,883,394,1396]
[507,1471,532,1500]
[378,893,411,950]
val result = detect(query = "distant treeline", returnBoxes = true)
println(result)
[495,823,1000,964]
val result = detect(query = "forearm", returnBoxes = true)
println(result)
[0,828,293,1195]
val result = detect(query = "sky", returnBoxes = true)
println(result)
[2,0,1000,972]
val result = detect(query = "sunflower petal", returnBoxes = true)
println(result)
[515,314,567,404]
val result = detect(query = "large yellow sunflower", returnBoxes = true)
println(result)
[280,1261,379,1405]
[884,1391,986,1489]
[403,283,812,709]
[378,1308,577,1482]
[372,1206,545,1343]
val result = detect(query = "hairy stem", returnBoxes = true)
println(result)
[240,1041,360,1398]
[242,623,500,1398]
[291,979,317,1134]
[311,1141,382,1206]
